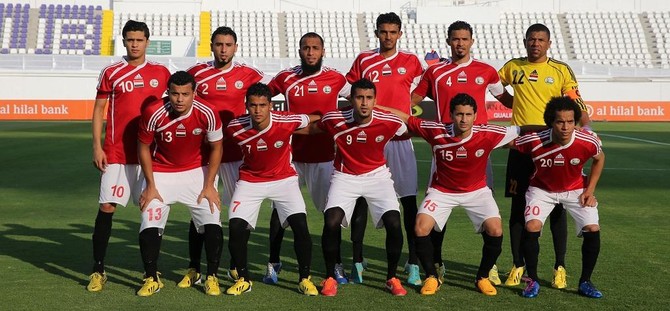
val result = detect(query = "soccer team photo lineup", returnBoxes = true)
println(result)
[79,10,614,300]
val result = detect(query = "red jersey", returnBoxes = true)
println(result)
[515,129,602,192]
[346,49,424,114]
[187,61,265,163]
[96,59,171,164]
[319,107,406,175]
[138,97,223,173]
[413,58,504,124]
[269,65,347,163]
[226,112,309,182]
[407,116,519,193]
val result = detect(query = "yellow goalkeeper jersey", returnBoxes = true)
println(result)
[498,57,585,126]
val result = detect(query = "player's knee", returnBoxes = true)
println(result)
[525,220,543,232]
[581,224,600,232]
[229,218,249,234]
[483,218,503,237]
[381,210,401,230]
[324,208,344,229]
[414,215,434,237]
[99,203,116,213]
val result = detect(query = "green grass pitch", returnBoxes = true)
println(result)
[0,121,668,310]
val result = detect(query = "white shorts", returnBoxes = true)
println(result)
[385,139,418,197]
[324,166,400,229]
[229,176,306,229]
[219,160,242,207]
[418,187,501,233]
[524,186,600,236]
[295,161,334,212]
[140,167,221,234]
[98,163,143,207]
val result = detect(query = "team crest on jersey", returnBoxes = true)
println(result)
[375,135,384,142]
[397,67,406,74]
[456,146,467,158]
[150,79,159,88]
[457,71,467,83]
[274,141,284,148]
[529,70,539,82]
[475,76,484,85]
[382,64,392,76]
[257,138,268,151]
[545,77,555,84]
[554,154,565,166]
[216,77,227,90]
[475,149,485,157]
[176,124,187,137]
[192,128,202,135]
[570,158,581,165]
[133,74,144,88]
[357,131,367,143]
[323,85,332,94]
[308,80,318,93]
[235,81,244,89]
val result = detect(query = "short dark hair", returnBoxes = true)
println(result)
[122,20,150,39]
[168,71,196,91]
[211,26,237,44]
[543,97,582,127]
[299,32,324,48]
[350,78,376,97]
[376,12,402,30]
[525,23,551,40]
[450,93,477,113]
[245,82,273,103]
[447,20,473,38]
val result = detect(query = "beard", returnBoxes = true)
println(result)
[300,56,322,74]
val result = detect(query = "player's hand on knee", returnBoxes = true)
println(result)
[579,192,597,208]
[198,186,221,214]
[139,187,163,211]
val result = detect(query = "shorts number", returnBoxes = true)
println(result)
[423,199,437,212]
[232,200,241,213]
[146,207,163,221]
[110,185,125,198]
[524,205,540,217]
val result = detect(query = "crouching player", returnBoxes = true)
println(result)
[517,97,605,298]
[383,93,532,296]
[136,71,224,297]
[224,82,319,296]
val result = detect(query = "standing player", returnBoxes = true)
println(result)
[262,32,349,285]
[87,20,170,292]
[346,12,425,285]
[318,79,407,297]
[382,94,542,296]
[514,97,604,298]
[497,23,592,288]
[410,20,507,284]
[224,83,319,296]
[180,26,268,287]
[136,71,224,297]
